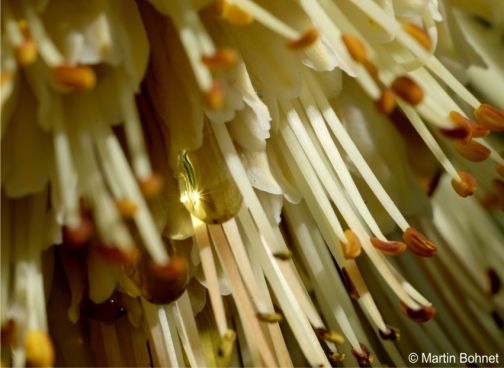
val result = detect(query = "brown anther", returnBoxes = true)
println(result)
[453,139,491,162]
[16,40,37,66]
[341,267,359,299]
[24,330,55,368]
[201,48,238,70]
[400,301,436,323]
[1,319,17,347]
[379,325,400,341]
[315,328,345,344]
[486,268,501,295]
[340,229,362,259]
[204,80,225,109]
[273,250,292,260]
[150,255,189,281]
[52,65,96,92]
[351,342,373,367]
[451,171,477,198]
[402,23,432,49]
[375,88,396,115]
[287,28,319,49]
[256,312,283,323]
[95,243,139,265]
[402,227,436,257]
[496,164,504,178]
[211,0,254,25]
[474,104,504,132]
[115,199,138,218]
[471,123,490,138]
[216,329,236,361]
[363,59,379,82]
[370,237,407,256]
[63,216,94,247]
[442,111,473,142]
[341,34,367,63]
[328,352,346,364]
[391,75,424,105]
[139,174,164,199]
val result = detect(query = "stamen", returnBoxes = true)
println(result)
[441,111,473,142]
[329,352,346,364]
[486,268,501,295]
[474,104,504,132]
[24,330,55,368]
[341,34,366,63]
[451,171,477,198]
[375,88,396,115]
[273,250,293,260]
[351,342,372,367]
[211,0,254,25]
[379,325,400,341]
[139,174,164,199]
[204,79,225,109]
[314,328,345,345]
[256,312,283,323]
[62,215,94,247]
[370,237,407,256]
[363,59,379,82]
[391,76,424,105]
[401,23,431,50]
[216,329,237,364]
[341,267,359,299]
[115,199,138,218]
[402,228,436,257]
[453,139,491,162]
[150,255,189,281]
[52,65,96,92]
[286,28,319,50]
[399,302,436,323]
[16,39,37,66]
[201,48,238,70]
[340,230,362,259]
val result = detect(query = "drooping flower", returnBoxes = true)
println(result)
[1,0,503,367]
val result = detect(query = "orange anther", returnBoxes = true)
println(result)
[201,48,238,70]
[402,227,436,257]
[474,104,504,132]
[341,34,366,63]
[453,139,491,162]
[370,237,407,256]
[340,230,362,259]
[451,171,477,198]
[402,23,431,50]
[287,28,319,49]
[52,65,96,92]
[391,76,424,105]
[375,88,396,115]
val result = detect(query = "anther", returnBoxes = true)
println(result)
[402,227,436,257]
[340,229,362,259]
[315,327,345,344]
[370,237,407,256]
[211,0,254,25]
[24,330,55,368]
[115,199,138,218]
[139,174,164,199]
[150,255,188,281]
[442,111,473,142]
[95,243,139,265]
[451,171,477,198]
[256,312,283,323]
[204,80,225,109]
[341,267,359,299]
[328,352,346,364]
[52,65,96,92]
[400,302,436,323]
[486,268,501,295]
[363,59,379,81]
[474,104,504,132]
[287,28,319,49]
[453,139,491,162]
[351,342,373,367]
[341,34,366,63]
[375,88,396,115]
[391,76,424,105]
[63,215,94,248]
[379,325,400,341]
[402,23,432,50]
[471,123,490,138]
[217,329,237,362]
[201,48,238,70]
[273,250,292,260]
[16,40,37,66]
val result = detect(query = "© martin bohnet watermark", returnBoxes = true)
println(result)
[408,352,500,365]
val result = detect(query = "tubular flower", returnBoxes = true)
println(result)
[1,0,503,367]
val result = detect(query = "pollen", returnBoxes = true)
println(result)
[402,23,432,50]
[52,65,97,92]
[391,76,424,105]
[474,104,504,132]
[115,199,138,218]
[370,237,407,256]
[204,80,225,109]
[340,229,362,259]
[453,139,491,162]
[24,330,55,368]
[139,174,164,199]
[212,0,254,25]
[399,302,436,323]
[287,28,319,49]
[16,40,37,66]
[257,312,283,323]
[442,111,473,142]
[451,171,477,198]
[217,329,237,362]
[201,48,238,70]
[375,88,396,115]
[402,227,437,257]
[315,328,345,345]
[341,34,367,63]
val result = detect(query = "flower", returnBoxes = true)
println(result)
[1,0,503,367]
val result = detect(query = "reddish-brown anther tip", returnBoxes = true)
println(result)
[351,343,373,367]
[340,229,362,259]
[402,227,436,257]
[370,237,407,256]
[287,28,319,49]
[391,75,424,105]
[379,325,400,341]
[139,174,164,199]
[451,171,477,198]
[400,301,436,323]
[474,104,504,132]
[63,216,94,247]
[115,199,138,218]
[453,139,491,162]
[150,255,188,281]
[201,48,238,70]
[375,89,396,115]
[442,111,473,142]
[96,243,139,265]
[341,267,359,299]
[341,34,366,63]
[204,80,225,109]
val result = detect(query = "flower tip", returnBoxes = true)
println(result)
[402,227,437,257]
[391,76,424,105]
[370,237,407,256]
[474,104,504,132]
[201,48,238,70]
[351,342,373,367]
[400,302,436,323]
[451,171,477,198]
[402,23,431,50]
[204,80,225,109]
[287,28,319,49]
[379,325,400,341]
[341,34,366,63]
[375,89,396,115]
[139,174,164,199]
[24,330,55,368]
[340,229,362,259]
[52,65,96,92]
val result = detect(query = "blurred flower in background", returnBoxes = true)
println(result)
[1,0,504,366]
